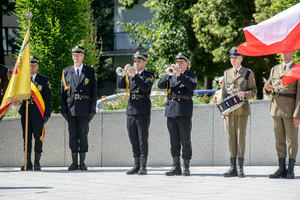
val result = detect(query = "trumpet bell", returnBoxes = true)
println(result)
[116,67,123,76]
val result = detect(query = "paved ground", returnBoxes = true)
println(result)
[0,166,300,200]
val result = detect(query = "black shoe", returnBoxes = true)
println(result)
[68,152,78,171]
[286,158,296,179]
[269,158,287,178]
[68,163,78,171]
[182,160,190,176]
[138,157,147,175]
[237,157,245,178]
[79,153,88,171]
[224,157,237,177]
[21,153,33,171]
[34,153,41,171]
[126,157,140,175]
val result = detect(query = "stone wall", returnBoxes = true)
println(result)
[1,100,299,167]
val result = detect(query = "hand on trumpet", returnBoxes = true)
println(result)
[166,64,181,76]
[116,64,137,76]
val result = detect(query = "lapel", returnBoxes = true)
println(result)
[33,74,39,87]
[130,75,137,90]
[70,67,78,87]
[78,65,86,86]
[170,72,181,87]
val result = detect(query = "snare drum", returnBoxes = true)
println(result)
[216,93,245,115]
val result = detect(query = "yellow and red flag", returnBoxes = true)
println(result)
[0,27,31,117]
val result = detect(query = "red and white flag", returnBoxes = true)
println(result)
[237,3,300,56]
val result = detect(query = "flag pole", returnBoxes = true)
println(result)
[24,11,32,171]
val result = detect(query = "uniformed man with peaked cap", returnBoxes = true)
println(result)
[264,51,300,179]
[221,47,257,178]
[61,45,97,171]
[117,51,154,175]
[158,52,197,176]
[0,64,9,121]
[19,56,51,171]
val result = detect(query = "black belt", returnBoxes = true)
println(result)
[70,94,90,100]
[130,94,150,100]
[168,94,192,100]
[274,92,296,98]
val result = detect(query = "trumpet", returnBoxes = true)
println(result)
[116,66,137,76]
[166,66,181,76]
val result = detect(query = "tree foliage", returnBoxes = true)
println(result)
[15,0,99,113]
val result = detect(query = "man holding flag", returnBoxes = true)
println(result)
[19,56,51,171]
[263,51,300,179]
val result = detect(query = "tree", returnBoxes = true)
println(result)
[15,0,99,113]
[0,0,15,65]
[119,0,215,89]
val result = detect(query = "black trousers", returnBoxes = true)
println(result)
[167,116,192,160]
[21,116,43,153]
[127,114,150,157]
[68,116,89,153]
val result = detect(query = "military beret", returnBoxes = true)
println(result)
[30,55,39,64]
[133,51,147,61]
[230,47,242,57]
[175,52,189,63]
[72,45,84,54]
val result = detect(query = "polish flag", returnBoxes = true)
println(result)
[282,63,300,86]
[237,3,300,56]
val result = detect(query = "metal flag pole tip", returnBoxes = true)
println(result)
[25,12,32,20]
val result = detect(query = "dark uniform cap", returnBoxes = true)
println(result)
[30,55,39,64]
[72,45,85,54]
[133,51,147,61]
[175,52,189,63]
[230,47,242,57]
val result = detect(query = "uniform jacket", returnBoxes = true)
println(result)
[0,64,9,104]
[158,71,197,117]
[19,74,51,119]
[221,66,257,116]
[263,62,300,118]
[117,70,154,115]
[61,65,97,117]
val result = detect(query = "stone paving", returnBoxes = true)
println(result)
[1,166,300,200]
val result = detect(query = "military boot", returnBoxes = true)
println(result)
[165,156,182,176]
[223,157,237,177]
[34,153,41,171]
[138,156,147,175]
[286,158,296,179]
[237,157,245,178]
[269,158,287,178]
[126,157,140,175]
[182,159,190,176]
[68,152,78,171]
[21,153,33,171]
[79,152,88,171]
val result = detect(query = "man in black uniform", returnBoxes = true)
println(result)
[117,52,154,175]
[0,64,9,121]
[19,56,51,171]
[158,53,197,176]
[61,46,97,171]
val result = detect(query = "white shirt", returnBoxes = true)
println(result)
[31,73,37,82]
[283,60,293,70]
[74,64,83,77]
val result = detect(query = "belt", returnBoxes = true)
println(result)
[70,94,91,100]
[168,94,192,100]
[274,92,296,98]
[130,94,150,100]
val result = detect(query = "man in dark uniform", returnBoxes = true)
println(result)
[158,53,197,176]
[61,45,97,171]
[264,51,300,179]
[19,56,51,171]
[117,52,154,175]
[221,47,257,178]
[0,64,9,121]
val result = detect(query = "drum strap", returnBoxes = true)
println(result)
[241,70,251,91]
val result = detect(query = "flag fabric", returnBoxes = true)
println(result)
[237,3,300,56]
[282,63,300,86]
[0,28,31,118]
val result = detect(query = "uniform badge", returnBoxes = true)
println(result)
[194,77,197,83]
[149,75,154,83]
[84,78,89,85]
[47,81,51,89]
[37,85,43,91]
[0,78,1,84]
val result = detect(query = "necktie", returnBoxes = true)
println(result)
[76,69,80,81]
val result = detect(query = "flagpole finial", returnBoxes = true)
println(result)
[25,12,33,20]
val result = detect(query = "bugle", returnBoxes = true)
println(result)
[166,66,181,76]
[116,66,137,76]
